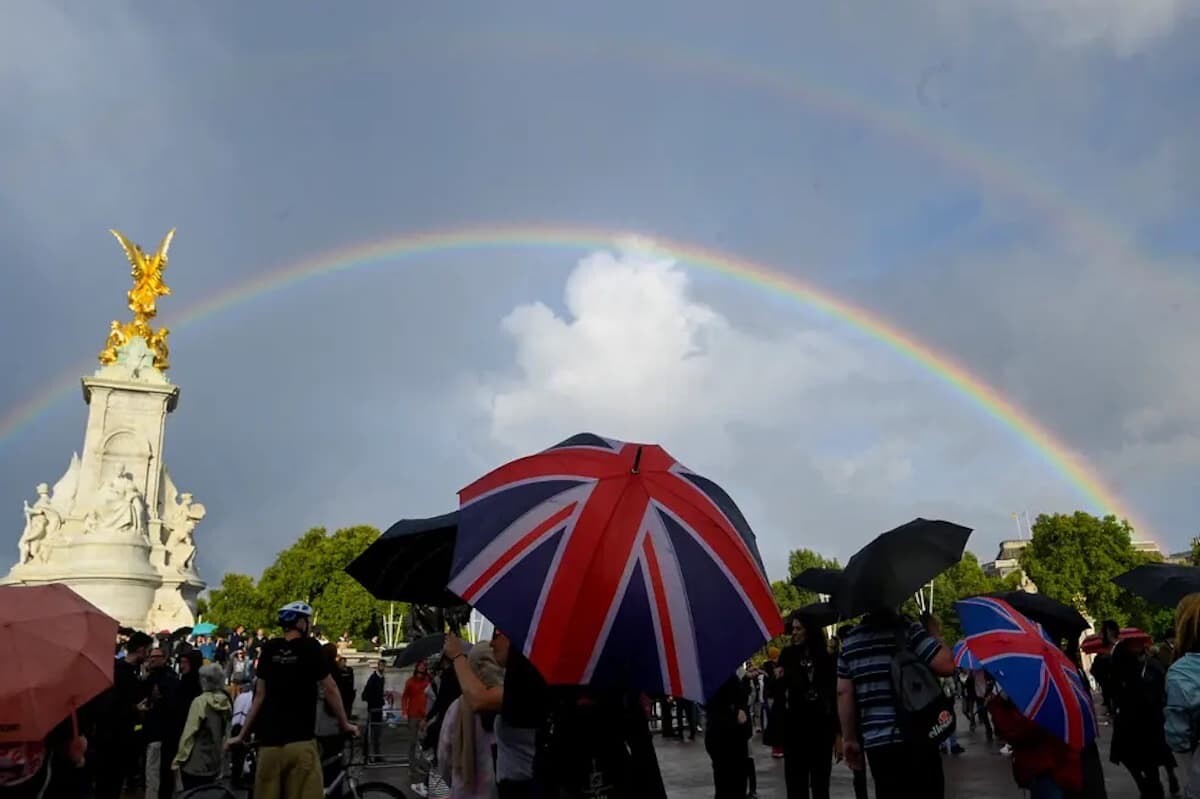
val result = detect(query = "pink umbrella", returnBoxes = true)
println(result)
[0,584,118,743]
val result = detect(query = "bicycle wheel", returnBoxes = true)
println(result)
[353,780,406,798]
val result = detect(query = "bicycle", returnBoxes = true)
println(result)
[238,734,404,799]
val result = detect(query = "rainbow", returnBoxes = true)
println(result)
[0,223,1151,540]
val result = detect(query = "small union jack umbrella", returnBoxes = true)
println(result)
[952,639,981,671]
[447,433,784,702]
[955,596,1097,750]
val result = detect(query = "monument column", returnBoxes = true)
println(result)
[3,229,207,631]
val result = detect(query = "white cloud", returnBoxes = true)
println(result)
[479,247,872,463]
[935,0,1190,55]
[468,246,1096,576]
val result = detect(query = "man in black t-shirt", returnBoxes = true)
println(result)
[226,601,356,799]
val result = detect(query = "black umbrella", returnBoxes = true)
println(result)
[988,591,1088,643]
[345,511,465,608]
[1113,563,1200,608]
[393,633,447,668]
[835,518,973,619]
[796,601,839,629]
[791,567,844,596]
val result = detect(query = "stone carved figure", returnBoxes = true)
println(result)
[85,466,148,540]
[18,483,62,564]
[165,491,205,573]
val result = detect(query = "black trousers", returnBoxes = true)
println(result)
[866,740,943,799]
[783,734,833,799]
[852,767,868,799]
[498,779,534,799]
[711,753,748,799]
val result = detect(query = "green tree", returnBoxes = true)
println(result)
[1190,537,1200,567]
[205,573,269,630]
[255,525,394,638]
[771,580,804,620]
[1019,512,1140,625]
[925,552,1006,641]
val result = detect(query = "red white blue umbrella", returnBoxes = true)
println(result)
[955,596,1097,750]
[447,433,783,701]
[952,639,981,670]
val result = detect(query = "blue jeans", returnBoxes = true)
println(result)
[1029,774,1064,799]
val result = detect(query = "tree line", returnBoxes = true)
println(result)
[199,512,1177,645]
[200,525,401,640]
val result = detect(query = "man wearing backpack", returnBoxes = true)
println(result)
[835,609,955,799]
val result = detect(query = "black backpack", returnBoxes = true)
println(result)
[889,626,956,746]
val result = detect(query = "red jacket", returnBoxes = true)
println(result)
[988,697,1083,793]
[401,675,430,720]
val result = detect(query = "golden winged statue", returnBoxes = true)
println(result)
[98,229,177,370]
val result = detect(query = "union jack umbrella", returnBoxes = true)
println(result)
[447,433,784,702]
[955,596,1097,750]
[952,639,981,671]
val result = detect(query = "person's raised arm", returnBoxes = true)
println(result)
[928,645,955,678]
[444,634,502,713]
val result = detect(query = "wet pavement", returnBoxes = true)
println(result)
[377,714,1158,798]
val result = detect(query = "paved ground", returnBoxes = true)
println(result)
[359,717,1159,798]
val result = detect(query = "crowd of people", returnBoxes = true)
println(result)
[14,588,1200,799]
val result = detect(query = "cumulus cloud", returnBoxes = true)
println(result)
[469,246,1091,575]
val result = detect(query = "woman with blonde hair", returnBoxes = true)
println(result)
[1165,593,1200,797]
[437,641,504,799]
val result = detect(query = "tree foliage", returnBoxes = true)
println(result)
[1019,512,1142,626]
[204,525,399,639]
[922,552,1012,641]
[205,573,269,631]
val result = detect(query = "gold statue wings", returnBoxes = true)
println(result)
[99,228,177,370]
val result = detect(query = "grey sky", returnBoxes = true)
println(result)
[2,2,1198,586]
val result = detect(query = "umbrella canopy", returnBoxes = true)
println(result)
[1113,563,1200,608]
[191,622,217,636]
[448,433,783,702]
[1080,627,1151,655]
[345,511,465,608]
[956,596,1097,750]
[952,639,981,671]
[988,591,1089,645]
[796,602,839,629]
[0,584,118,743]
[394,633,446,668]
[834,519,973,619]
[791,567,844,597]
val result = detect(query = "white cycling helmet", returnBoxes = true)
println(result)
[278,601,314,630]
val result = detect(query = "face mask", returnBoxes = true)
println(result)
[736,666,747,680]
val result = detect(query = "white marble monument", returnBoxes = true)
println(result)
[3,229,206,631]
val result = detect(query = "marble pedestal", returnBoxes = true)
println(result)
[4,336,207,631]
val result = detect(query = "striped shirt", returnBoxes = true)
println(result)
[836,618,942,749]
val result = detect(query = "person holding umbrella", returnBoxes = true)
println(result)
[834,519,966,799]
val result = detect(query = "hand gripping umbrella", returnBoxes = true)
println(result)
[447,433,783,702]
[0,584,118,743]
[835,518,972,619]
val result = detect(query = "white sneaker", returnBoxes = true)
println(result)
[999,744,1013,756]
[411,783,429,797]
